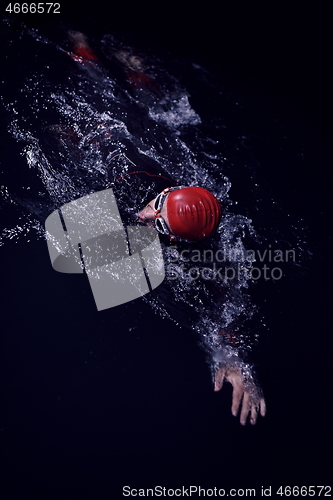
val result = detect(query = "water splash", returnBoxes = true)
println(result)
[0,19,307,366]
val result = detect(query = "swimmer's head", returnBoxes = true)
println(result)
[137,186,222,241]
[115,50,144,72]
[67,31,88,47]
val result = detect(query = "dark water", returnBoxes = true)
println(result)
[0,4,331,498]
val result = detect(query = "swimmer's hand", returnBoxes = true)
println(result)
[214,366,266,425]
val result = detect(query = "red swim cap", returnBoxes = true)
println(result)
[166,187,222,241]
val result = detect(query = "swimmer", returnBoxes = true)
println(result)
[101,34,164,97]
[42,126,267,425]
[67,30,100,64]
[136,185,266,424]
[66,31,163,96]
[42,106,265,427]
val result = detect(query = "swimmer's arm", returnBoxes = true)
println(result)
[214,363,266,425]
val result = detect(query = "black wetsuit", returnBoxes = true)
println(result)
[107,140,177,226]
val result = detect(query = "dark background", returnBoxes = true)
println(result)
[1,2,331,498]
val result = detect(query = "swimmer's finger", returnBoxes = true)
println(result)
[250,401,259,425]
[214,366,226,391]
[240,391,250,425]
[250,397,266,425]
[260,398,266,417]
[231,382,243,418]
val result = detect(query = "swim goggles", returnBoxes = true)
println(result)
[153,186,185,236]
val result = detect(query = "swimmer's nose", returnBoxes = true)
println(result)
[136,204,155,220]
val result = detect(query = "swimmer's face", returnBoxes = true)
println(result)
[136,195,171,231]
[128,56,144,72]
[68,31,87,46]
[116,51,144,72]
